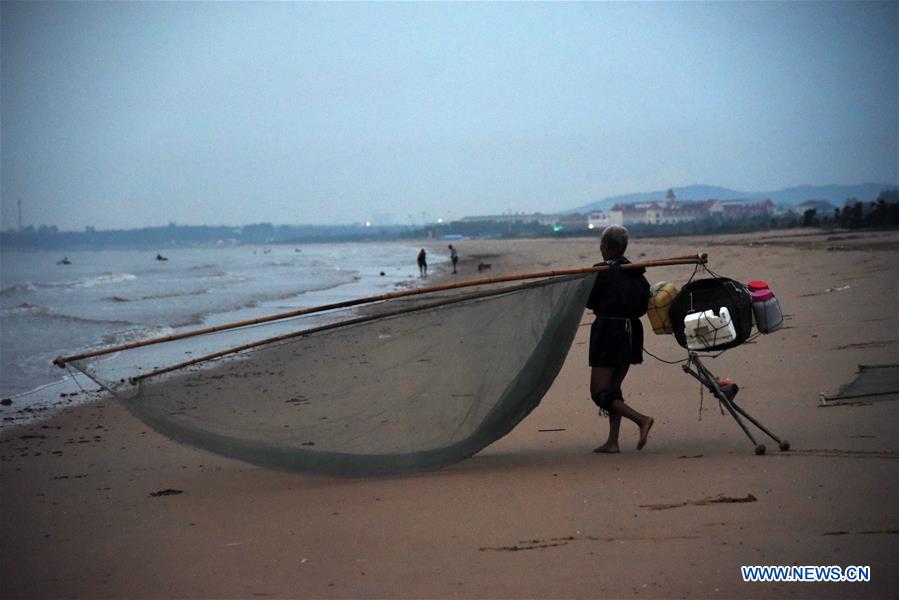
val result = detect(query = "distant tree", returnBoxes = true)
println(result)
[837,205,851,228]
[802,209,817,227]
[849,202,864,228]
[864,189,899,227]
[780,211,798,228]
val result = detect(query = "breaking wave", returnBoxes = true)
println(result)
[0,282,37,296]
[3,303,133,326]
[4,273,139,292]
[72,272,138,288]
[263,260,299,268]
[101,324,178,346]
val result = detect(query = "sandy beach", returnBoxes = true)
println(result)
[1,229,897,599]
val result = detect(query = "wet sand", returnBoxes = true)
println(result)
[1,229,897,598]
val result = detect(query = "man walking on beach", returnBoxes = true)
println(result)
[417,248,428,278]
[586,225,654,452]
[448,244,459,274]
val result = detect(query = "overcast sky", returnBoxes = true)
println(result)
[2,1,897,231]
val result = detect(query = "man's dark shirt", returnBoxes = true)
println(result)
[586,256,650,318]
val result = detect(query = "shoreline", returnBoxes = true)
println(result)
[0,241,450,429]
[2,229,897,598]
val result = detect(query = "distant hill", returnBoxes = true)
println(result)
[569,183,896,213]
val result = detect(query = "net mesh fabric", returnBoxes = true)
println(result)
[822,364,899,404]
[72,274,594,476]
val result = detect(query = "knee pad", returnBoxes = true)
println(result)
[591,389,622,411]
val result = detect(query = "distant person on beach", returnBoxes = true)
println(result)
[448,244,458,274]
[417,248,428,278]
[586,225,654,453]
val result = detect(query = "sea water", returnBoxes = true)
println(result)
[1,243,445,425]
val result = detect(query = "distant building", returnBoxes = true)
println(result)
[458,212,556,226]
[456,211,602,231]
[610,193,774,226]
[588,211,611,230]
[645,199,720,225]
[458,193,778,231]
[556,213,589,231]
[719,199,776,219]
[796,199,836,215]
[609,203,654,226]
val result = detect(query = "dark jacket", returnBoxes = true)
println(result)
[586,256,650,318]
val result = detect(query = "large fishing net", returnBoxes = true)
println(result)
[68,275,594,476]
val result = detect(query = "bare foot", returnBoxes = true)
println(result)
[593,442,620,454]
[637,417,654,450]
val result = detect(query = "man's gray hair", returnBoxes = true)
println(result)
[601,225,629,255]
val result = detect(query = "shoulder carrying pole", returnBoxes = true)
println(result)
[54,253,707,368]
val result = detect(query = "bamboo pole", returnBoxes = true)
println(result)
[54,253,706,368]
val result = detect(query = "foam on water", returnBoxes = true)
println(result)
[0,243,445,428]
[71,272,139,288]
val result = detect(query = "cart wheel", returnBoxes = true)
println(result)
[754,444,766,455]
[779,440,791,451]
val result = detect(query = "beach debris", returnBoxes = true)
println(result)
[538,428,566,432]
[774,448,899,459]
[149,488,184,497]
[1,398,11,406]
[824,284,851,292]
[833,340,894,351]
[479,533,700,552]
[823,529,899,536]
[639,493,757,511]
[480,540,569,552]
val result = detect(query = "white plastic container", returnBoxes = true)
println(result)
[684,307,737,350]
